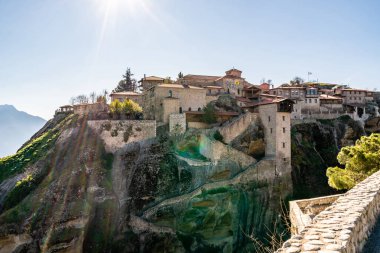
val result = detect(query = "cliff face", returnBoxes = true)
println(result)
[291,116,365,199]
[0,115,291,253]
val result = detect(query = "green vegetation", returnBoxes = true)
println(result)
[202,104,217,124]
[109,99,143,119]
[213,130,224,142]
[0,115,73,183]
[327,133,380,190]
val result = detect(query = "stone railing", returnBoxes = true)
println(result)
[277,170,380,253]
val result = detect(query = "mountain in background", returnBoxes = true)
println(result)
[0,104,46,158]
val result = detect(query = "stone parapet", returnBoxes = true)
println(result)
[277,170,380,253]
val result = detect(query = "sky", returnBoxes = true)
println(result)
[1,0,380,120]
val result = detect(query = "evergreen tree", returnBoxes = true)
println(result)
[178,72,184,79]
[113,68,137,92]
[326,133,380,190]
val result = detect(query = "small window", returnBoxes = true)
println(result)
[283,127,285,133]
[268,116,271,122]
[179,107,183,113]
[309,99,312,103]
[283,142,286,148]
[198,107,201,111]
[237,89,240,95]
[168,90,173,97]
[208,89,211,94]
[282,116,285,121]
[283,158,286,162]
[188,107,192,111]
[315,99,317,103]
[270,128,273,134]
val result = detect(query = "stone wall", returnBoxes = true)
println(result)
[87,120,156,153]
[277,170,380,253]
[73,103,108,115]
[169,113,186,134]
[198,134,255,168]
[289,194,342,235]
[217,112,258,143]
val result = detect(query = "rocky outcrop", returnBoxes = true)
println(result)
[0,114,292,252]
[291,116,365,199]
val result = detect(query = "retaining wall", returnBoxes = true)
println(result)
[87,120,156,153]
[217,112,258,143]
[277,170,380,253]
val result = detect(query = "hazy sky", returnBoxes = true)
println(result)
[1,0,380,119]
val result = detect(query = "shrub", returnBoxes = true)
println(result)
[202,104,217,124]
[109,99,123,118]
[111,129,118,137]
[123,125,133,142]
[213,130,224,142]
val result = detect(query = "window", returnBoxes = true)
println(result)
[283,127,285,133]
[283,158,287,162]
[268,116,271,122]
[282,142,286,148]
[188,107,192,111]
[237,89,240,95]
[179,107,183,113]
[282,116,285,121]
[208,89,211,94]
[309,99,312,103]
[315,99,317,103]
[270,128,273,134]
[168,90,173,97]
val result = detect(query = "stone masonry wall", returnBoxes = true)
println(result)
[289,194,342,235]
[277,170,380,253]
[87,120,156,153]
[169,113,186,134]
[198,134,256,168]
[217,112,258,143]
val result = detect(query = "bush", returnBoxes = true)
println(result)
[202,104,217,124]
[213,131,224,142]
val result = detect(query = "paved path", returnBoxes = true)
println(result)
[363,217,380,253]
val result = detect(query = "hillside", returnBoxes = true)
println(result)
[0,113,365,252]
[0,105,46,158]
[0,113,294,252]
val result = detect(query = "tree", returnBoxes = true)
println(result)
[113,68,137,92]
[109,99,123,118]
[178,72,184,79]
[290,76,304,86]
[326,133,380,190]
[122,99,142,118]
[202,104,217,124]
[76,94,89,104]
[89,91,97,103]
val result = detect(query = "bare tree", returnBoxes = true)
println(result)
[89,92,97,103]
[76,94,89,104]
[70,97,76,105]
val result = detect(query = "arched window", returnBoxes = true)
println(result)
[188,107,192,111]
[168,90,173,97]
[198,107,201,111]
[179,107,183,113]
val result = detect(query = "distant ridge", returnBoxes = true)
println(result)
[0,104,46,158]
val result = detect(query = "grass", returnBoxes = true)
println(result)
[0,114,73,183]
